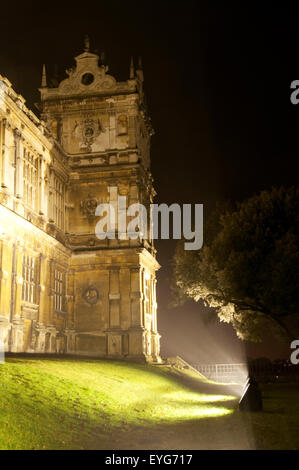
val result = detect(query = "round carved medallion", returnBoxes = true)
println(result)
[83,286,99,305]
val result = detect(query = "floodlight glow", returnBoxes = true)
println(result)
[152,403,233,420]
[150,391,236,421]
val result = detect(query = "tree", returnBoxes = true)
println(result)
[173,186,299,342]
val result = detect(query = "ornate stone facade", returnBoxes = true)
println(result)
[0,42,161,362]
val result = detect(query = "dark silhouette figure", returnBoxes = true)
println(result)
[239,376,263,411]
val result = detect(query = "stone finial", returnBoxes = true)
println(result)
[84,34,90,52]
[41,64,47,88]
[130,56,135,79]
[136,56,144,82]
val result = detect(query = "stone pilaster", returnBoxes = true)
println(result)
[66,268,75,330]
[64,328,76,353]
[108,267,120,328]
[0,315,11,351]
[128,114,136,148]
[38,254,49,325]
[0,238,10,332]
[130,267,142,328]
[0,119,9,189]
[119,267,130,330]
[10,317,24,352]
[35,323,46,352]
[14,244,24,319]
[151,332,161,363]
[39,157,47,216]
[108,109,116,149]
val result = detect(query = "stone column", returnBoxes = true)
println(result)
[38,254,48,326]
[129,182,138,206]
[48,169,54,222]
[108,109,116,149]
[119,267,130,330]
[108,185,118,233]
[39,157,47,216]
[151,277,161,362]
[0,119,9,189]
[48,259,55,325]
[8,242,17,351]
[152,278,157,332]
[129,267,142,327]
[0,315,10,351]
[108,267,120,328]
[0,238,10,324]
[10,317,24,353]
[66,268,75,330]
[10,243,26,352]
[43,326,57,353]
[14,243,24,320]
[14,129,23,199]
[128,267,146,360]
[141,268,147,326]
[128,114,136,148]
[0,120,3,186]
[35,323,46,352]
[64,328,76,353]
[107,267,122,356]
[0,237,11,349]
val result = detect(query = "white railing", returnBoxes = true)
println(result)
[194,363,248,383]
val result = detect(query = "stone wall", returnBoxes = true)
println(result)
[0,44,161,362]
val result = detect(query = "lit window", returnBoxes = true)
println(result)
[23,150,38,210]
[22,254,37,304]
[54,269,65,312]
[53,177,65,230]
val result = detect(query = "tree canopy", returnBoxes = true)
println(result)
[172,186,299,342]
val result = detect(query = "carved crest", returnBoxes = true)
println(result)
[83,286,99,305]
[80,194,98,217]
[73,116,105,152]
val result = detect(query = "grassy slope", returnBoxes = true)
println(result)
[0,357,298,450]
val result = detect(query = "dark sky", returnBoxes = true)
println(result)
[1,2,298,362]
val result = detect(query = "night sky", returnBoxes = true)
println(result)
[1,2,298,362]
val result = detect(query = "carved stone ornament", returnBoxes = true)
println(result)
[57,50,117,97]
[83,286,99,305]
[72,115,106,152]
[80,194,98,217]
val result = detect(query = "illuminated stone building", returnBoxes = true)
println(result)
[0,39,161,361]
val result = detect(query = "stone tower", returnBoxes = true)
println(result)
[38,39,161,361]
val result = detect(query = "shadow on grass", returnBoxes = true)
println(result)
[88,408,253,450]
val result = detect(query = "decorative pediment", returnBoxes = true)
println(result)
[56,51,117,97]
[58,52,116,95]
[39,38,138,102]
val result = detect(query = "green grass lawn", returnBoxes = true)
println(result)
[0,356,298,450]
